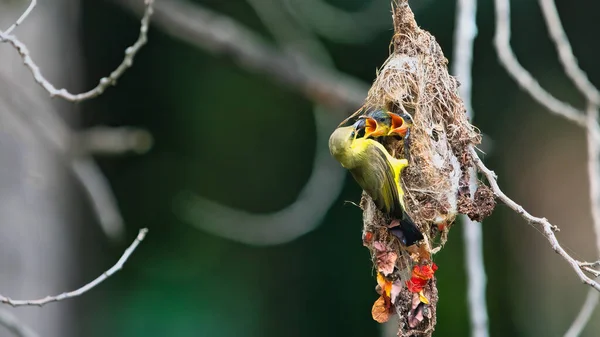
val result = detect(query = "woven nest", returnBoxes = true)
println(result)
[359,2,496,336]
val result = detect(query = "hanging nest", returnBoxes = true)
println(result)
[358,1,496,336]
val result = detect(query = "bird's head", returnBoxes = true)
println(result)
[361,109,391,138]
[329,125,358,166]
[388,111,413,137]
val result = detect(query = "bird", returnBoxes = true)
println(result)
[355,108,414,161]
[387,111,413,138]
[329,124,424,246]
[359,109,394,139]
[351,107,413,140]
[386,111,413,161]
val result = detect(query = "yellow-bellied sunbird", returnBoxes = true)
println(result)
[329,124,424,246]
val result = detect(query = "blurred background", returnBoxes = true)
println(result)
[0,0,599,336]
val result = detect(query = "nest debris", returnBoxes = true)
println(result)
[359,2,496,336]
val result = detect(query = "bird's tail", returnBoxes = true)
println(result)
[399,212,424,246]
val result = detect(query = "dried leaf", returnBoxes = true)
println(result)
[377,273,392,297]
[373,241,387,252]
[372,296,391,323]
[377,251,398,276]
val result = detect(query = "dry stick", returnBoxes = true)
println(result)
[0,0,154,102]
[452,0,489,336]
[3,0,37,35]
[0,228,148,307]
[470,147,600,292]
[0,309,39,337]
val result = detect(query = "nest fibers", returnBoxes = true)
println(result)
[363,2,492,250]
[359,3,495,335]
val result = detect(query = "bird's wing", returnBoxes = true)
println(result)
[349,143,401,216]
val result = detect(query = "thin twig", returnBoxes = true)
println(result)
[493,0,586,127]
[582,268,600,278]
[580,261,600,268]
[117,0,367,111]
[3,0,37,35]
[0,309,39,337]
[452,0,489,336]
[0,0,154,102]
[0,228,148,307]
[470,147,600,292]
[538,0,600,105]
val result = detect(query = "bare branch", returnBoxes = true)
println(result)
[117,0,368,111]
[0,309,39,337]
[538,0,600,105]
[581,261,600,268]
[0,228,148,307]
[493,0,586,127]
[0,0,154,102]
[470,147,600,292]
[3,0,37,36]
[452,0,489,335]
[582,268,600,278]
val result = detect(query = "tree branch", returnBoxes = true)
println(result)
[3,0,36,36]
[0,228,148,307]
[0,0,154,102]
[470,147,600,291]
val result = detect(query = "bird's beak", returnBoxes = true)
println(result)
[388,112,409,137]
[363,117,378,138]
[364,117,388,138]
